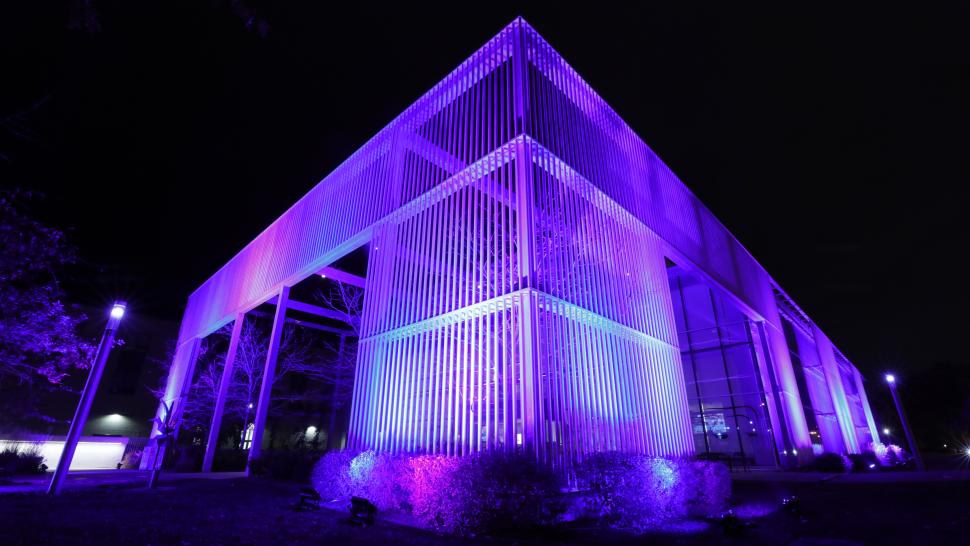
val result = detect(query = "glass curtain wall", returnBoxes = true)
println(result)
[667,263,778,467]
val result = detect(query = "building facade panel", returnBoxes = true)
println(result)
[154,18,879,468]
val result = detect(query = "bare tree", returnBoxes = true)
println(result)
[150,317,326,448]
[314,281,363,449]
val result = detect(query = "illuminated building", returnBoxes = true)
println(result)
[150,18,879,470]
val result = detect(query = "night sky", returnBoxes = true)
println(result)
[4,3,968,392]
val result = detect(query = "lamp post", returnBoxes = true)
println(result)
[885,373,925,471]
[48,301,126,495]
[240,402,253,449]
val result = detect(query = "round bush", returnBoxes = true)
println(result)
[311,450,355,501]
[813,452,849,473]
[408,451,560,536]
[310,449,722,537]
[578,452,689,532]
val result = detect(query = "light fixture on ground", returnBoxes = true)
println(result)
[885,372,925,471]
[48,301,126,495]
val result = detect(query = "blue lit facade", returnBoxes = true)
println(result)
[149,18,880,471]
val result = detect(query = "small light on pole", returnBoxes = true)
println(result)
[48,300,126,494]
[882,427,891,436]
[240,402,255,449]
[885,372,925,471]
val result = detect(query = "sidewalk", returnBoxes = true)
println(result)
[0,469,247,494]
[731,468,970,483]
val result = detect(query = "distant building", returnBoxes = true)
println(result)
[153,18,879,470]
[0,310,176,471]
[38,309,176,439]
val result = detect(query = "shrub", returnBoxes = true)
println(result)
[681,460,731,517]
[408,454,483,535]
[311,450,409,509]
[311,450,355,501]
[310,450,722,536]
[872,442,909,468]
[347,451,413,511]
[847,451,880,472]
[475,451,564,532]
[120,449,143,470]
[0,446,46,475]
[409,451,560,536]
[312,450,561,536]
[813,452,848,473]
[578,452,688,532]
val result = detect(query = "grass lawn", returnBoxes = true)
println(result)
[1,475,967,545]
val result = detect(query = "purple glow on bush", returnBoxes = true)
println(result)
[312,450,729,536]
[349,450,375,482]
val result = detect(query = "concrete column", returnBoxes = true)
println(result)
[813,326,860,453]
[760,314,813,465]
[854,368,881,447]
[748,320,790,466]
[512,20,541,459]
[201,313,246,472]
[143,337,202,470]
[247,286,289,469]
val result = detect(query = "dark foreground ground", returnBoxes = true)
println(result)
[1,473,968,545]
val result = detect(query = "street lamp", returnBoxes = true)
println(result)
[48,301,127,495]
[885,372,925,471]
[240,402,254,449]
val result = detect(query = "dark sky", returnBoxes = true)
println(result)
[4,2,968,382]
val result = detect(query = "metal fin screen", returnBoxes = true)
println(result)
[156,18,878,466]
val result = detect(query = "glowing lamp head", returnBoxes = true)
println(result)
[110,302,126,320]
[884,373,895,384]
[965,447,970,457]
[882,428,890,435]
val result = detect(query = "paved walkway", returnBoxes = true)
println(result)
[0,469,246,494]
[731,468,970,483]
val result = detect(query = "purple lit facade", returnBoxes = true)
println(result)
[149,18,879,470]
